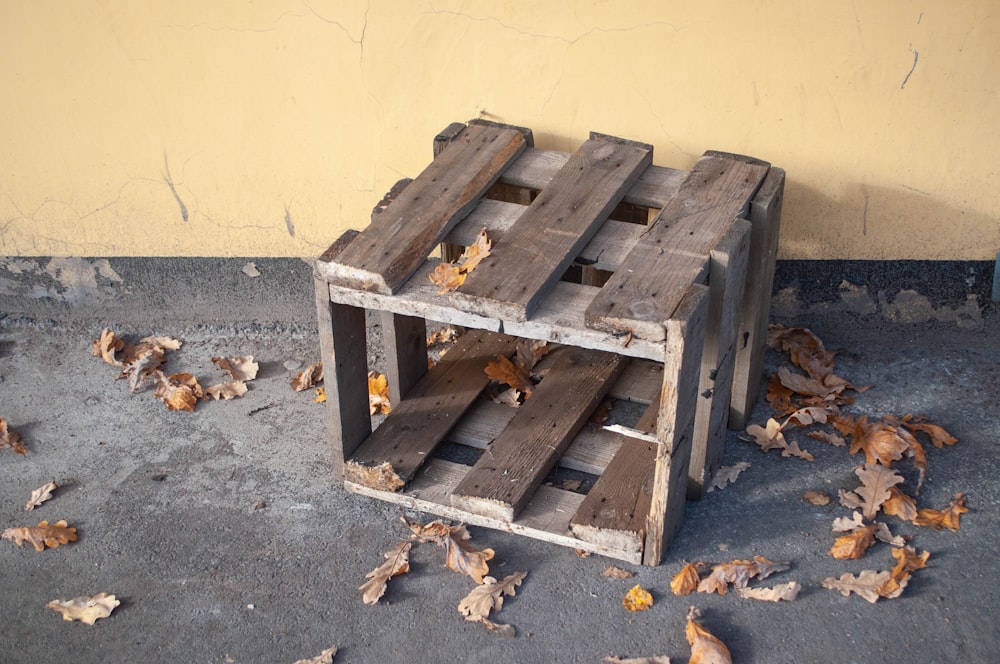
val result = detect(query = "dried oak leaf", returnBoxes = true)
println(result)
[427,326,458,346]
[0,416,27,455]
[697,556,790,595]
[602,565,635,580]
[670,562,705,595]
[821,570,896,603]
[890,413,957,448]
[777,366,850,401]
[3,519,78,551]
[444,533,494,584]
[457,571,527,626]
[622,584,653,611]
[368,371,392,415]
[852,463,905,520]
[874,522,907,547]
[203,381,249,401]
[25,481,58,511]
[291,362,323,391]
[832,415,908,467]
[605,657,671,664]
[786,405,834,427]
[314,387,327,403]
[47,593,119,625]
[832,511,865,533]
[829,523,877,560]
[765,373,795,414]
[807,430,846,447]
[91,329,125,366]
[292,646,338,664]
[743,418,813,461]
[913,492,968,531]
[803,490,831,506]
[734,581,801,602]
[212,355,259,381]
[686,607,732,664]
[767,324,837,380]
[484,355,533,396]
[429,229,492,293]
[707,463,750,492]
[882,487,918,522]
[359,540,412,605]
[153,371,203,411]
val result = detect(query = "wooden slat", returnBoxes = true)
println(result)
[326,266,665,361]
[380,311,428,408]
[452,136,652,322]
[689,220,751,499]
[585,152,770,342]
[345,457,643,564]
[644,285,709,565]
[325,123,527,294]
[314,230,371,481]
[730,168,785,429]
[343,330,517,491]
[609,359,663,404]
[450,348,626,521]
[569,394,661,554]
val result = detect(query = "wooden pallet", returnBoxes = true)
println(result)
[314,120,783,565]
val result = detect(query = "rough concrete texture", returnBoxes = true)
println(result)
[1,258,998,663]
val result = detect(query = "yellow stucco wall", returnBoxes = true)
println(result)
[1,1,997,259]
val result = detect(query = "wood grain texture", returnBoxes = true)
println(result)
[380,311,428,409]
[452,136,652,321]
[344,330,517,491]
[325,123,526,294]
[730,168,785,429]
[450,348,626,521]
[585,153,769,342]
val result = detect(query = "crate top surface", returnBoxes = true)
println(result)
[318,121,774,360]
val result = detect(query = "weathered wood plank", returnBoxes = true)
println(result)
[326,265,665,361]
[343,330,517,492]
[380,311,428,409]
[689,220,751,499]
[314,230,370,481]
[453,136,653,321]
[610,359,663,404]
[450,348,626,521]
[644,284,709,565]
[569,395,661,554]
[345,458,643,564]
[730,168,785,429]
[585,153,769,342]
[325,123,527,294]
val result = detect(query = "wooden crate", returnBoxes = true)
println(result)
[314,120,783,565]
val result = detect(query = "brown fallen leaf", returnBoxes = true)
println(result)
[803,490,831,506]
[153,371,204,411]
[832,511,865,533]
[697,556,790,595]
[786,405,833,427]
[829,523,877,560]
[47,593,119,625]
[821,569,897,603]
[742,419,813,461]
[890,413,957,448]
[707,462,751,492]
[429,262,466,293]
[874,522,907,547]
[3,519,78,552]
[359,541,412,605]
[605,657,671,664]
[602,565,635,580]
[484,355,533,396]
[91,328,125,366]
[0,416,27,455]
[670,562,704,595]
[25,481,58,511]
[807,430,846,447]
[833,415,909,467]
[427,326,458,346]
[401,517,495,584]
[212,355,259,381]
[734,581,801,602]
[622,584,653,611]
[686,607,732,664]
[765,373,795,414]
[368,371,392,415]
[457,571,527,627]
[429,228,493,293]
[291,362,323,391]
[913,492,968,531]
[852,463,905,520]
[882,487,918,522]
[203,381,249,401]
[314,387,327,403]
[767,324,837,380]
[292,646,338,664]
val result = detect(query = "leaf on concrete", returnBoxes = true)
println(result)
[605,656,672,664]
[697,556,789,595]
[707,462,750,492]
[821,570,894,603]
[786,405,833,427]
[291,362,323,391]
[803,490,831,506]
[891,413,957,448]
[734,581,801,602]
[91,328,125,366]
[833,415,909,467]
[874,521,907,547]
[46,593,119,625]
[686,607,732,664]
[25,481,58,511]
[314,387,327,403]
[0,416,27,455]
[153,371,204,411]
[444,534,494,584]
[777,366,849,400]
[292,646,338,664]
[212,355,259,381]
[882,487,918,522]
[670,562,705,595]
[852,463,905,520]
[913,493,968,531]
[807,430,846,447]
[765,374,795,415]
[602,565,635,580]
[479,618,516,638]
[359,541,412,605]
[241,261,261,278]
[137,335,182,352]
[3,519,78,552]
[368,371,392,415]
[838,488,866,511]
[829,523,877,560]
[832,511,865,533]
[204,381,249,401]
[622,584,653,611]
[767,324,836,380]
[743,419,813,461]
[457,571,527,624]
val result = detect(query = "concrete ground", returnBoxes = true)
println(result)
[0,257,998,663]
